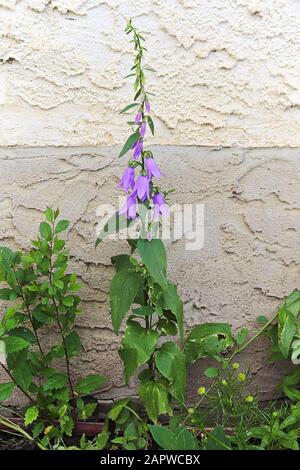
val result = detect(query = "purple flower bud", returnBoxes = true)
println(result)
[119,193,138,220]
[153,192,169,218]
[145,157,161,178]
[117,166,135,192]
[134,175,150,202]
[133,140,143,159]
[145,101,151,113]
[147,232,153,241]
[135,111,142,124]
[140,122,146,137]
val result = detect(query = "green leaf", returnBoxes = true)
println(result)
[96,213,135,246]
[280,369,300,401]
[204,366,219,378]
[111,254,133,272]
[149,424,199,450]
[137,239,167,289]
[257,315,268,324]
[119,103,139,114]
[139,380,172,423]
[278,306,297,358]
[132,306,154,316]
[62,296,75,307]
[119,320,159,382]
[75,374,106,395]
[4,336,30,353]
[146,115,155,135]
[96,430,109,450]
[118,131,139,158]
[109,269,143,333]
[43,373,68,391]
[7,328,36,345]
[55,220,69,234]
[184,323,233,364]
[0,383,15,401]
[24,406,39,426]
[65,331,81,357]
[39,222,52,239]
[155,342,186,403]
[45,207,54,223]
[236,327,249,345]
[203,426,231,450]
[163,283,184,340]
[108,398,130,421]
[13,362,33,390]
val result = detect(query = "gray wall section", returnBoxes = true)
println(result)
[0,146,299,404]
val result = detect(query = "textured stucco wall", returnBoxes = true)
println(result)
[0,1,300,405]
[0,146,299,404]
[0,0,300,147]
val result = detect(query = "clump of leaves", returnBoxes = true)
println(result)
[0,208,105,444]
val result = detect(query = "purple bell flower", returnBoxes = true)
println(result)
[140,122,146,137]
[117,166,135,192]
[133,140,143,159]
[119,193,138,220]
[145,157,161,178]
[135,111,142,124]
[153,192,168,218]
[134,175,150,202]
[145,101,151,113]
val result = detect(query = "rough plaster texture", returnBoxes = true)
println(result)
[0,146,299,404]
[0,0,299,406]
[0,0,300,147]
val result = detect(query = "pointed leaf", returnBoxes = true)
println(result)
[118,131,139,158]
[137,239,167,289]
[110,270,143,333]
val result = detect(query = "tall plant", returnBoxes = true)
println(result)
[96,20,185,423]
[0,209,105,444]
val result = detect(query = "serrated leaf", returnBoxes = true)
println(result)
[75,374,106,395]
[43,373,68,391]
[65,331,81,357]
[24,406,39,426]
[0,383,15,401]
[4,336,30,353]
[13,362,33,390]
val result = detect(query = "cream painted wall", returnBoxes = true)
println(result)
[0,0,299,147]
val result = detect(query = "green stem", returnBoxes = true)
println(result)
[227,311,278,364]
[0,362,35,404]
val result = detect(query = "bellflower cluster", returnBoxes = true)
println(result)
[117,20,169,221]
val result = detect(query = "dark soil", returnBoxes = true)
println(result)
[0,432,34,451]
